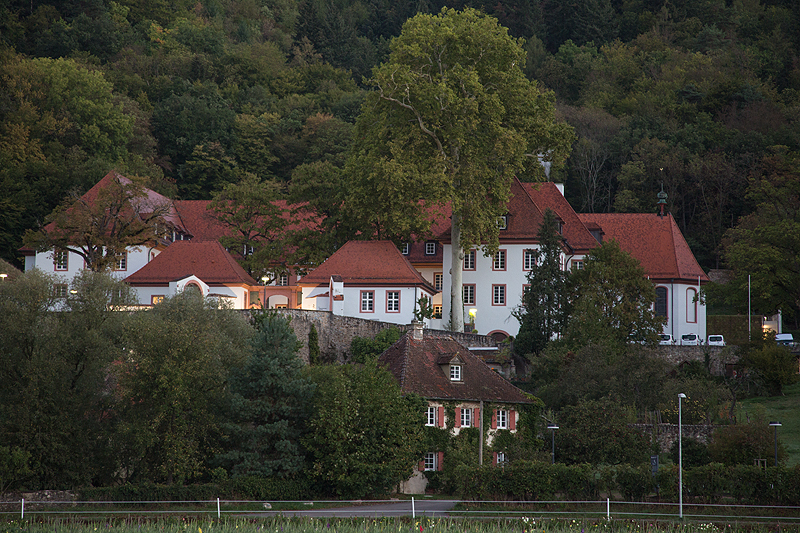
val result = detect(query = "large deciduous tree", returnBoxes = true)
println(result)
[113,291,252,484]
[303,361,427,498]
[24,173,172,272]
[566,239,665,348]
[346,7,573,332]
[721,150,800,327]
[513,209,570,360]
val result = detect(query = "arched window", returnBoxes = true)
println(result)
[686,288,697,323]
[655,287,668,317]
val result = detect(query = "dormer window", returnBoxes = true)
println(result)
[497,215,508,230]
[450,364,462,381]
[425,241,436,255]
[401,243,410,255]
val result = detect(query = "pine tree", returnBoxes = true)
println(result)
[217,312,315,477]
[513,209,570,360]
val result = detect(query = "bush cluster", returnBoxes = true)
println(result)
[450,462,800,505]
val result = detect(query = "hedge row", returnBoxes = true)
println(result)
[79,476,316,502]
[452,462,800,505]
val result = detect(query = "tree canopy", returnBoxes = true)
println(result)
[346,7,574,331]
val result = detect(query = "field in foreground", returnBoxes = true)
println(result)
[2,517,799,533]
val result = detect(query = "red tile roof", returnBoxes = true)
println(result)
[435,179,597,251]
[378,332,532,403]
[125,240,259,286]
[577,213,709,283]
[297,240,436,292]
[521,182,598,252]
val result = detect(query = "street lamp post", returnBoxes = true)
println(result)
[678,393,686,520]
[769,422,782,467]
[547,424,559,464]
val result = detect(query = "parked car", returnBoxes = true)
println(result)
[658,334,675,345]
[776,333,794,346]
[707,335,725,346]
[680,333,701,346]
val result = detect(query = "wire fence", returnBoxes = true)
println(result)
[1,498,799,524]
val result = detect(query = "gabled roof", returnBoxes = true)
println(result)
[435,179,597,251]
[521,182,598,253]
[378,332,531,404]
[125,241,258,286]
[577,213,709,283]
[297,240,436,292]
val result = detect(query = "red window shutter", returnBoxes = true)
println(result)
[438,406,444,427]
[437,452,444,471]
[510,409,516,430]
[493,452,498,466]
[419,460,425,471]
[474,407,480,425]
[491,410,497,429]
[454,408,461,428]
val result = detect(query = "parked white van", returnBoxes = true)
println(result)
[707,335,725,346]
[681,333,701,346]
[658,334,675,345]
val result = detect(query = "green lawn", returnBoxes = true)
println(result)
[738,381,800,466]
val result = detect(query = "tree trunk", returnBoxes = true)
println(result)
[450,212,464,332]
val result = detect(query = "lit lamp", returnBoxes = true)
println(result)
[769,422,782,467]
[678,393,686,520]
[468,308,477,327]
[547,424,559,464]
[0,273,7,281]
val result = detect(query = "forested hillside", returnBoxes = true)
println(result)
[1,0,798,282]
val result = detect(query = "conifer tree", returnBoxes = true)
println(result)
[513,209,569,360]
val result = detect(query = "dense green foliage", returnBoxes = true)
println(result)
[215,312,315,478]
[349,326,401,363]
[302,362,427,498]
[2,0,796,329]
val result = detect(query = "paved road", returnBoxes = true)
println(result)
[246,499,458,518]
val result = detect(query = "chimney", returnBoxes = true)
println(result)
[411,320,424,341]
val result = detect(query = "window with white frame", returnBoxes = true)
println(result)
[493,250,506,270]
[524,249,537,270]
[424,452,437,471]
[425,241,436,255]
[54,250,68,271]
[492,284,506,305]
[687,288,697,323]
[434,273,443,291]
[114,252,127,271]
[496,451,506,465]
[460,407,472,428]
[401,243,410,255]
[463,250,476,270]
[360,291,374,312]
[425,406,437,426]
[277,273,289,286]
[497,215,508,230]
[572,260,584,270]
[386,291,400,312]
[496,409,508,429]
[463,284,475,305]
[243,244,254,256]
[450,364,461,381]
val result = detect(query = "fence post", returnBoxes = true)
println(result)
[606,498,610,521]
[217,497,221,518]
[412,497,415,519]
[21,498,24,520]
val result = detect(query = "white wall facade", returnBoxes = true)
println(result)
[27,246,158,284]
[656,281,707,343]
[130,276,250,309]
[301,282,435,326]
[442,244,544,337]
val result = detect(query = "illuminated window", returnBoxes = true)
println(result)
[434,273,443,291]
[151,295,165,305]
[433,305,442,319]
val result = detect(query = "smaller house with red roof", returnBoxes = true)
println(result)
[297,240,437,326]
[378,323,533,493]
[124,240,260,308]
[578,213,709,343]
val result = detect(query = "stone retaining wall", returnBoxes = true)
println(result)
[630,423,715,453]
[242,310,496,363]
